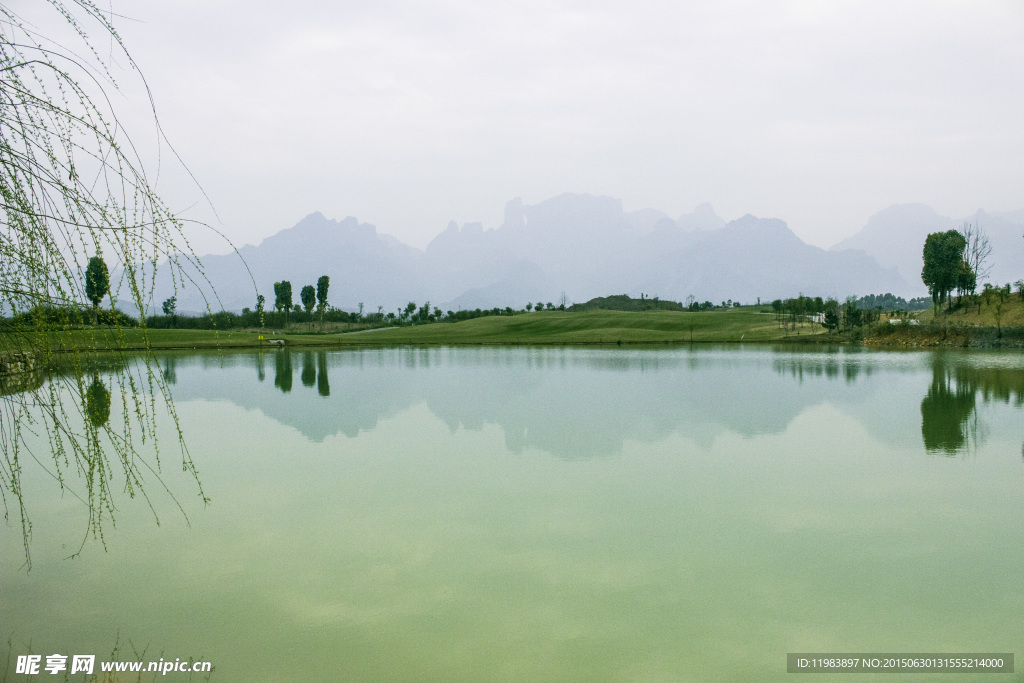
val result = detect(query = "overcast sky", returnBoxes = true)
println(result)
[22,1,1024,254]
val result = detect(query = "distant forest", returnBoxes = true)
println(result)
[853,293,932,311]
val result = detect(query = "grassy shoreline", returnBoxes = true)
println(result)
[5,303,1024,353]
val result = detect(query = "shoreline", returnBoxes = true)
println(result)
[6,328,1024,354]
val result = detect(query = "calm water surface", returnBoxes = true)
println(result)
[3,346,1023,681]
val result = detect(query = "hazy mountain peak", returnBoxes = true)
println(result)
[624,207,672,234]
[503,197,526,230]
[830,203,954,296]
[725,214,797,242]
[867,203,944,225]
[731,213,769,228]
[677,203,725,232]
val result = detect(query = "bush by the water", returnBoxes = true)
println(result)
[3,306,138,328]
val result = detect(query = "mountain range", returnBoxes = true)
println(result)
[141,193,1023,314]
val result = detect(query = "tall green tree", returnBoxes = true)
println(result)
[300,285,316,316]
[274,281,293,324]
[316,275,330,330]
[84,255,109,322]
[922,230,968,309]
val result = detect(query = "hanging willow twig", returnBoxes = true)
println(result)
[1,1,221,568]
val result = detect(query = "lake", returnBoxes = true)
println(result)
[3,346,1023,681]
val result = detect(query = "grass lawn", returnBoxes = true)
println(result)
[4,308,837,352]
[327,308,827,345]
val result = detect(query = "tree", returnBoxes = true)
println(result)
[822,298,840,333]
[274,281,293,323]
[843,296,862,330]
[316,275,330,329]
[301,285,316,316]
[162,296,177,327]
[960,222,992,292]
[256,294,266,328]
[84,255,110,322]
[922,230,967,309]
[1,1,210,565]
[956,260,976,302]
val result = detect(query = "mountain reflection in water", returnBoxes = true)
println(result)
[153,347,1024,459]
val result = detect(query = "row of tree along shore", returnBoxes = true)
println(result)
[5,224,1019,340]
[3,290,944,333]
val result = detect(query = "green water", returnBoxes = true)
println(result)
[3,347,1023,681]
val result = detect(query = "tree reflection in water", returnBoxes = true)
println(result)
[274,350,293,393]
[85,376,111,428]
[920,360,978,455]
[269,350,330,397]
[317,352,330,397]
[920,355,1024,456]
[161,357,177,385]
[301,352,316,388]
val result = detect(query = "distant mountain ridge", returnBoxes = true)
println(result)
[831,204,1024,295]
[139,194,1021,314]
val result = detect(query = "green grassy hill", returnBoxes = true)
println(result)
[330,308,822,345]
[914,292,1024,328]
[861,292,1024,348]
[3,307,884,352]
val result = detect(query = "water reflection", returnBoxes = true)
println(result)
[2,353,207,567]
[771,349,873,384]
[317,352,329,397]
[85,375,111,428]
[274,350,292,393]
[921,358,977,455]
[162,356,177,384]
[161,347,1024,459]
[918,355,1024,455]
[301,352,316,388]
[7,348,1024,681]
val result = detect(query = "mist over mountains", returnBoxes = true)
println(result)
[832,204,1024,295]
[146,193,1022,314]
